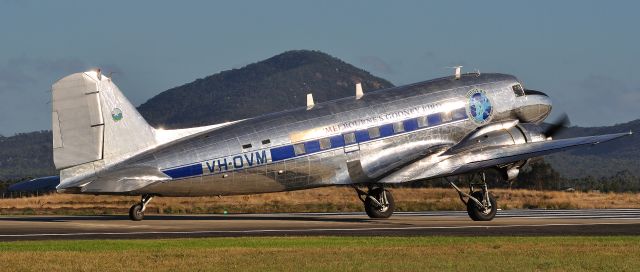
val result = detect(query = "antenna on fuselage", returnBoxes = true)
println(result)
[355,83,363,100]
[306,93,315,110]
[451,66,463,80]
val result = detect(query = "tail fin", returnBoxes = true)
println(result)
[51,71,156,170]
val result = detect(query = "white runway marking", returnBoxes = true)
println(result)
[1,209,639,239]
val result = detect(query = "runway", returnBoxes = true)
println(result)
[1,209,640,241]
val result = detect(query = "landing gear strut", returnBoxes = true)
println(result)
[354,186,395,219]
[447,172,497,221]
[129,194,153,221]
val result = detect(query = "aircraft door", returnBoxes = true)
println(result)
[342,131,367,183]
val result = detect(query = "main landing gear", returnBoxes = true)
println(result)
[354,186,395,219]
[129,194,154,221]
[447,172,497,221]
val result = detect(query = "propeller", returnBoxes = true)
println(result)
[542,113,571,138]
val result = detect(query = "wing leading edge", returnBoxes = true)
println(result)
[378,132,632,183]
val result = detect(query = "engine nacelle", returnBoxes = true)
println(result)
[446,120,548,181]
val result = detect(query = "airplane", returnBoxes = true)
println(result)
[49,68,631,221]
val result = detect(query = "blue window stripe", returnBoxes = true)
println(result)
[330,135,344,147]
[427,114,442,126]
[270,145,295,161]
[403,118,419,131]
[163,164,203,179]
[355,130,370,142]
[452,108,467,121]
[164,109,470,178]
[379,124,394,137]
[304,140,321,154]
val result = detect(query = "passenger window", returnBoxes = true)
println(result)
[261,139,271,145]
[452,108,467,120]
[368,127,380,139]
[393,122,404,133]
[293,143,306,155]
[343,132,356,145]
[319,138,331,150]
[242,143,252,149]
[512,84,525,97]
[441,111,452,122]
[417,116,428,127]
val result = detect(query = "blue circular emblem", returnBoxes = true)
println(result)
[111,108,123,122]
[466,89,492,125]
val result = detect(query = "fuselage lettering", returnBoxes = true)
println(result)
[203,150,269,174]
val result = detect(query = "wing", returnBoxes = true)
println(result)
[378,132,631,183]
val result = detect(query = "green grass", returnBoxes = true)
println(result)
[1,236,639,271]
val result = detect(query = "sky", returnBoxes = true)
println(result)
[1,0,639,135]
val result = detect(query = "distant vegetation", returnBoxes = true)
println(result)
[546,119,640,179]
[3,187,640,215]
[0,50,638,192]
[0,131,56,181]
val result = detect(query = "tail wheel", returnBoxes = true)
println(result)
[466,191,497,221]
[364,188,395,219]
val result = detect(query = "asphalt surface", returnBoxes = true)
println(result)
[1,209,640,241]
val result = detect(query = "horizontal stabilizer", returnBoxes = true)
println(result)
[8,176,60,193]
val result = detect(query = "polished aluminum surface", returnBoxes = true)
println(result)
[52,71,629,196]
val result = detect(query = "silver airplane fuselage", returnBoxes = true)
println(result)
[104,73,551,196]
[50,69,630,221]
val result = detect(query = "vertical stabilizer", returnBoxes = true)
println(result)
[52,71,156,170]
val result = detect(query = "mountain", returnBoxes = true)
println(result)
[545,119,639,178]
[137,50,394,129]
[0,131,56,180]
[0,50,394,179]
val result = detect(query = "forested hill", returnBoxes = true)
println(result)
[0,131,56,180]
[137,50,394,129]
[556,120,638,159]
[546,119,639,178]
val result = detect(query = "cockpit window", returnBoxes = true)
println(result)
[512,84,525,97]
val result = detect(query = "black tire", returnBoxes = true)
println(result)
[364,188,395,219]
[466,191,497,221]
[129,203,144,221]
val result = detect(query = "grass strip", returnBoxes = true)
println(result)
[0,236,639,271]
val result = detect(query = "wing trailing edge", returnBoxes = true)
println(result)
[378,132,632,183]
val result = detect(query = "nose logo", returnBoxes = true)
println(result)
[466,89,492,125]
[111,108,123,122]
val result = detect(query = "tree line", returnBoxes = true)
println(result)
[403,158,640,193]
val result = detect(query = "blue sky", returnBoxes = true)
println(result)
[1,0,639,135]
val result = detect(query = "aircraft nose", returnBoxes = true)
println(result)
[516,89,552,124]
[524,89,549,97]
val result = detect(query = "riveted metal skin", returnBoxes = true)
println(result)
[53,72,628,197]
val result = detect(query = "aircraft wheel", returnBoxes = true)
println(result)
[129,203,144,221]
[364,188,395,219]
[466,191,497,221]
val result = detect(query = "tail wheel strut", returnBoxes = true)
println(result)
[129,194,153,221]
